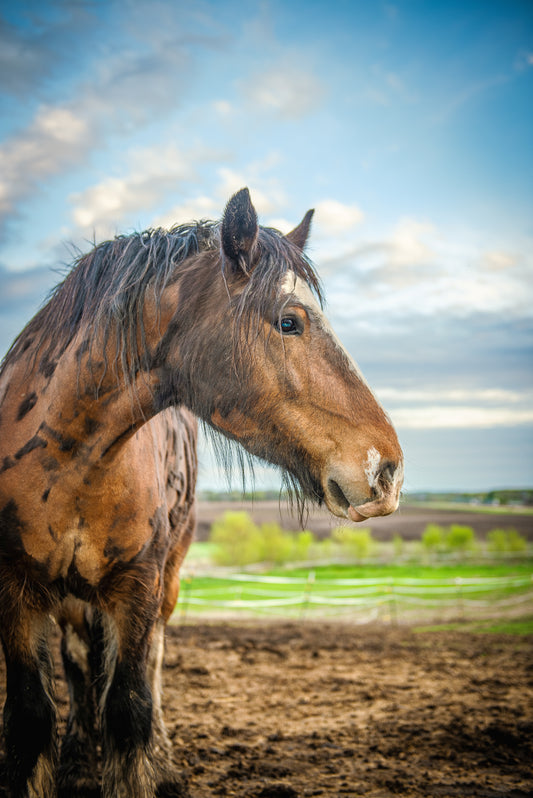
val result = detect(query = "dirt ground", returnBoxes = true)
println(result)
[1,621,532,798]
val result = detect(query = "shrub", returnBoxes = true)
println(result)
[487,528,527,553]
[292,530,315,561]
[487,529,507,553]
[312,536,334,561]
[422,523,444,552]
[209,514,318,567]
[507,529,528,552]
[332,527,375,560]
[258,522,293,564]
[393,533,404,559]
[445,524,476,552]
[209,511,263,566]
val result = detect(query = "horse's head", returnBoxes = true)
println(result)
[153,188,403,521]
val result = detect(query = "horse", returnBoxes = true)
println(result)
[0,187,403,797]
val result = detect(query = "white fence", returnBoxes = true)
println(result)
[175,572,533,623]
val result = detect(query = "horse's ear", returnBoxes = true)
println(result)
[285,209,314,250]
[221,187,259,275]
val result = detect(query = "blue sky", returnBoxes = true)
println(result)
[0,0,532,493]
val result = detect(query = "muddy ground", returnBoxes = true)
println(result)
[1,621,532,797]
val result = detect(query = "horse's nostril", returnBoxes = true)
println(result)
[327,479,350,511]
[378,461,396,488]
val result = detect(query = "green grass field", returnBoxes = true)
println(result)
[174,558,533,627]
[269,561,533,579]
[413,617,533,635]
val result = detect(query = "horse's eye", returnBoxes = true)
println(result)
[276,317,300,335]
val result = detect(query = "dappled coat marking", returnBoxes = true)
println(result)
[0,188,402,797]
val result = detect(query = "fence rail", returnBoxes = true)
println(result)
[174,572,533,623]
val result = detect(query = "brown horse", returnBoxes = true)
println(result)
[0,188,402,797]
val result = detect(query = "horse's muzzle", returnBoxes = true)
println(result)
[324,456,404,522]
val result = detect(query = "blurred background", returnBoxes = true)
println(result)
[1,0,532,496]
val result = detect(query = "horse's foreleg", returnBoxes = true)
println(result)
[99,599,158,798]
[1,613,57,798]
[147,617,182,790]
[102,657,157,798]
[57,604,103,797]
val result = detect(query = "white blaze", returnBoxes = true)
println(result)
[364,446,382,489]
[281,271,373,387]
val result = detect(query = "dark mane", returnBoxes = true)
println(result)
[1,220,322,389]
[0,218,323,516]
[1,222,216,379]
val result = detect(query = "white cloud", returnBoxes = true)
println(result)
[38,107,88,144]
[314,214,437,276]
[213,100,232,115]
[266,218,293,234]
[153,196,219,229]
[68,147,290,242]
[390,406,533,429]
[242,61,325,119]
[378,387,533,431]
[389,217,435,265]
[0,105,93,216]
[0,6,224,235]
[70,145,194,235]
[320,215,533,321]
[377,388,532,405]
[216,167,286,215]
[314,200,364,235]
[483,250,517,272]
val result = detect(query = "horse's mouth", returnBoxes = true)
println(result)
[325,475,401,522]
[326,478,368,520]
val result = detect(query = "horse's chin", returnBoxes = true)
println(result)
[325,499,398,523]
[347,501,398,522]
[347,506,369,523]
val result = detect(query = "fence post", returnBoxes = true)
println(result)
[300,570,315,619]
[455,576,463,619]
[180,573,193,622]
[388,578,398,626]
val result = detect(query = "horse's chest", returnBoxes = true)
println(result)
[18,501,161,588]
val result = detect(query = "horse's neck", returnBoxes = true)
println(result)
[1,334,159,476]
[53,351,157,458]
